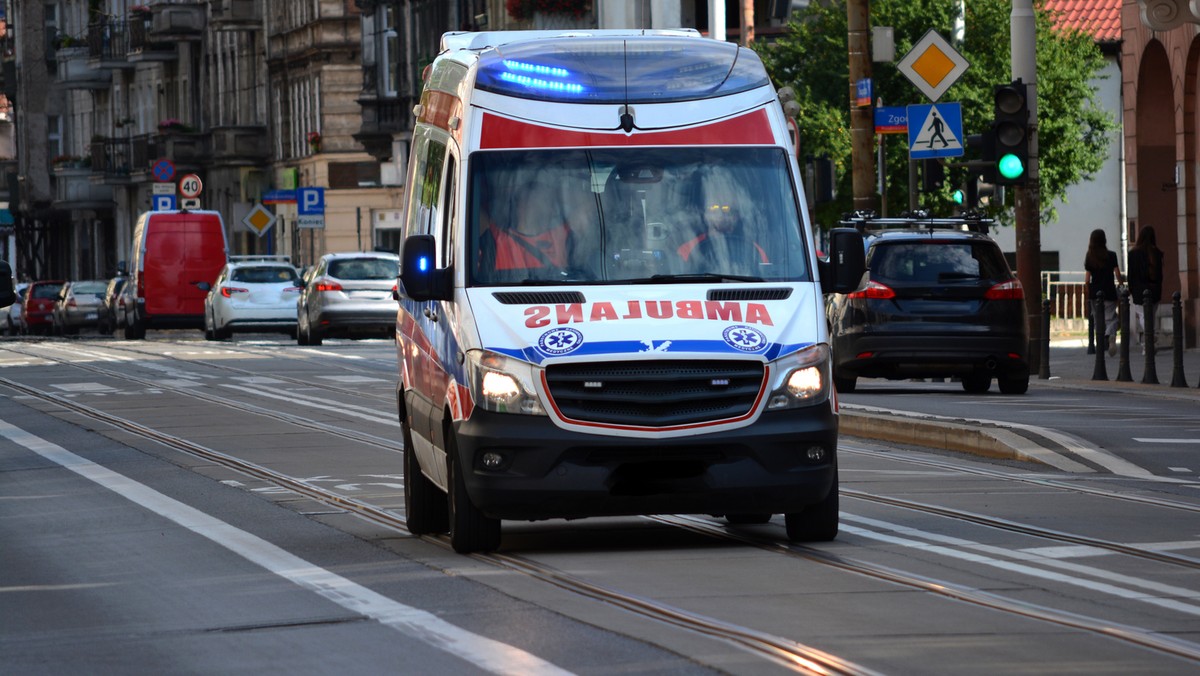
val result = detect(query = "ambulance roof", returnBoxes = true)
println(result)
[443,30,770,105]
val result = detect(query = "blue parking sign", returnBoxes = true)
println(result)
[153,194,177,211]
[297,187,325,215]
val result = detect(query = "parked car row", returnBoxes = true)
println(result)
[2,213,400,343]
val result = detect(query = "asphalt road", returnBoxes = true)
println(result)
[3,334,1199,674]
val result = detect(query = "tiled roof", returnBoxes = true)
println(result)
[1043,0,1122,43]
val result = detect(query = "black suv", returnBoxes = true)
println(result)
[826,213,1029,394]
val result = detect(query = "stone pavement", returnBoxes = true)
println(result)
[838,333,1200,469]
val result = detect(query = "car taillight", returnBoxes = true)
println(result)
[314,280,343,293]
[67,298,77,307]
[221,286,248,298]
[847,280,896,299]
[985,280,1024,300]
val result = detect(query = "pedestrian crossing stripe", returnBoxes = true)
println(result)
[907,102,964,160]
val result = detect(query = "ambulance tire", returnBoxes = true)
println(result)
[725,514,772,525]
[402,417,448,535]
[784,466,838,542]
[124,315,145,340]
[446,429,501,554]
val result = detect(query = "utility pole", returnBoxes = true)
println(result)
[848,0,877,211]
[1011,0,1041,372]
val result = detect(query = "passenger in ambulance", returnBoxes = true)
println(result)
[677,171,769,276]
[477,178,573,281]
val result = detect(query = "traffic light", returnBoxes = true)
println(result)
[921,159,944,192]
[992,80,1029,185]
[966,131,997,185]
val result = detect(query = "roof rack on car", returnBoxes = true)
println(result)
[229,254,293,264]
[838,209,992,235]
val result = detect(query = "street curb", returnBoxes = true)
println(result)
[839,408,1092,471]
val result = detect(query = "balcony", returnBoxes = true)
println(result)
[150,3,206,40]
[128,15,177,62]
[211,126,270,165]
[354,96,411,161]
[211,0,263,30]
[87,21,135,69]
[90,137,136,184]
[53,166,113,210]
[53,46,112,90]
[154,129,211,169]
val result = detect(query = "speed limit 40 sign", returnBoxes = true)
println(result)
[179,174,203,199]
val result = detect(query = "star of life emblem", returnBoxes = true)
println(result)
[722,325,767,352]
[537,327,584,355]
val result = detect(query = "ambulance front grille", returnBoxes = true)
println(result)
[544,360,765,427]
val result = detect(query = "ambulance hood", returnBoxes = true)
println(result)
[467,284,822,365]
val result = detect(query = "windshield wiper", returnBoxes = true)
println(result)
[627,273,765,284]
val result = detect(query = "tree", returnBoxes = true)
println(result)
[756,0,1116,227]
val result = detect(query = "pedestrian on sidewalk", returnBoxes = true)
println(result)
[1084,228,1123,356]
[1126,225,1164,351]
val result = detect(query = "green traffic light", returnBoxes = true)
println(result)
[953,189,964,204]
[998,153,1025,180]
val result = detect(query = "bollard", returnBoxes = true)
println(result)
[1092,292,1108,381]
[1116,287,1132,382]
[1039,298,1051,379]
[1170,291,1187,387]
[1142,289,1159,385]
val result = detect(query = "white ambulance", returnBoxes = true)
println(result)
[395,29,866,553]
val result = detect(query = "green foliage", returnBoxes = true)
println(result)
[756,0,1117,227]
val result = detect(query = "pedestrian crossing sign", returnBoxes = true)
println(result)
[907,103,963,159]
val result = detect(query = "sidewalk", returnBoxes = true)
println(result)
[1041,333,1200,399]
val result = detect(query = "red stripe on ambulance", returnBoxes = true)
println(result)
[480,109,774,148]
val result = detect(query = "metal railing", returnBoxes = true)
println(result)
[1042,270,1089,320]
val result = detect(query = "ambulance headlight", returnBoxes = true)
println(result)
[466,350,546,415]
[766,344,830,409]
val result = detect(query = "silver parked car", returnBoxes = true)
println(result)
[296,252,399,345]
[52,280,108,335]
[3,283,28,335]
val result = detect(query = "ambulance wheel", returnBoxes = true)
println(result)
[402,415,448,535]
[784,466,838,542]
[725,514,772,525]
[447,429,500,554]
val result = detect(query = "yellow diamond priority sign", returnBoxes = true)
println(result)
[897,29,970,102]
[243,203,276,238]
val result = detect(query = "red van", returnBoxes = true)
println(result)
[123,210,228,339]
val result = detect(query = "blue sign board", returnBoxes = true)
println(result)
[262,189,297,204]
[855,78,872,107]
[907,102,964,159]
[152,158,175,183]
[297,187,326,215]
[153,195,177,211]
[874,106,908,135]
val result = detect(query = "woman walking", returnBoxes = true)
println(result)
[1084,228,1123,356]
[1126,225,1164,350]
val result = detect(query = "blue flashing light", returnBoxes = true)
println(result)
[418,256,430,273]
[503,59,570,79]
[498,71,585,94]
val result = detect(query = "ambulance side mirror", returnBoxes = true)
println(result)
[820,228,867,295]
[399,234,453,302]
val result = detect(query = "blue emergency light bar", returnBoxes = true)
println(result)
[475,37,769,104]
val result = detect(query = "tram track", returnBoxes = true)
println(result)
[4,339,1200,667]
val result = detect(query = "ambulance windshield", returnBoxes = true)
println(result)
[469,147,811,286]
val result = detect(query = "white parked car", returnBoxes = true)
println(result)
[204,257,302,340]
